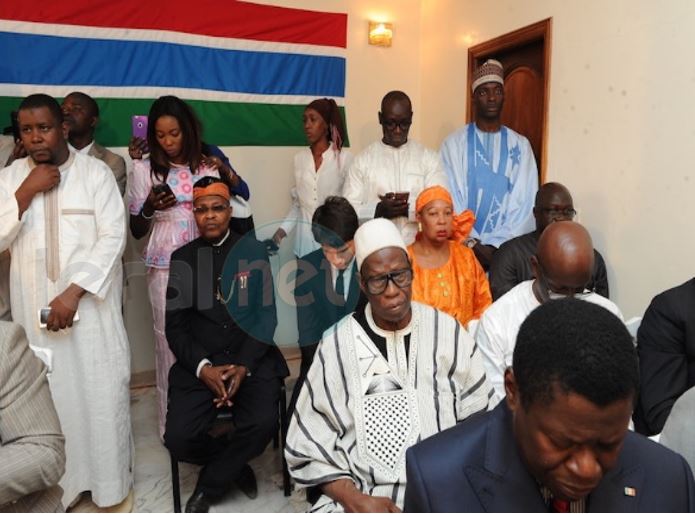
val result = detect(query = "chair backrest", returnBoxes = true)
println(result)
[624,316,642,346]
[660,386,695,470]
[29,345,53,375]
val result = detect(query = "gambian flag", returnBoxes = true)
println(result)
[0,1,347,146]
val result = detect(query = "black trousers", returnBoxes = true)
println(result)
[164,363,281,498]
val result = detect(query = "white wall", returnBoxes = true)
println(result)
[419,0,695,318]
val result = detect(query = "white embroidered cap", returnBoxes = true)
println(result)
[471,58,504,93]
[354,218,407,270]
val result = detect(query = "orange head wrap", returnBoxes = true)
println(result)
[415,186,475,243]
[192,181,231,202]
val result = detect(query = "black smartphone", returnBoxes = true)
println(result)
[153,183,174,196]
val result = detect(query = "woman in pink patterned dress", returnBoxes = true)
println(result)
[127,96,240,438]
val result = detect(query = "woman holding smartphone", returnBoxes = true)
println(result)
[270,98,351,257]
[127,95,239,438]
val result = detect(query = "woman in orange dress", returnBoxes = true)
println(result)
[407,186,492,328]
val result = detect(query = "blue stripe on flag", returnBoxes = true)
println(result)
[0,31,345,97]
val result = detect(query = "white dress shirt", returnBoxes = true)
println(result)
[476,280,624,407]
[280,145,352,257]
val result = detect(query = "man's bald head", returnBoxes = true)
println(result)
[380,90,411,112]
[533,183,576,233]
[532,221,594,302]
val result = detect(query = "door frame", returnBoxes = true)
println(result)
[466,18,552,183]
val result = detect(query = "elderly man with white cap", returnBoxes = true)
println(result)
[285,218,490,513]
[440,59,539,270]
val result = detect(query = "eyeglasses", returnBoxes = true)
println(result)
[363,268,413,295]
[381,118,412,131]
[541,207,577,218]
[534,258,592,303]
[193,204,228,215]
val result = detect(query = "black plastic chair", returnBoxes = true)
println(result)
[170,382,290,512]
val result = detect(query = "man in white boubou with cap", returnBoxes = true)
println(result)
[285,218,491,512]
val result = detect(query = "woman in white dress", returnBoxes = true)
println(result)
[271,98,352,257]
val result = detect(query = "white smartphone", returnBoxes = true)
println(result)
[38,308,80,329]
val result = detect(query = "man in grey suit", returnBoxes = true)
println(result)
[61,92,127,195]
[0,322,65,512]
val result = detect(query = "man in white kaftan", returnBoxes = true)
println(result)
[286,218,490,512]
[0,94,131,508]
[343,91,447,245]
[441,60,538,268]
[476,221,623,407]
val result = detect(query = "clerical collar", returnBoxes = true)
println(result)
[209,229,230,247]
[27,149,75,173]
[364,302,413,338]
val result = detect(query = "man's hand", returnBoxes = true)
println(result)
[199,364,236,401]
[375,194,408,219]
[344,494,401,513]
[46,284,85,331]
[15,164,61,217]
[128,136,148,160]
[472,243,497,271]
[212,365,248,408]
[323,479,401,513]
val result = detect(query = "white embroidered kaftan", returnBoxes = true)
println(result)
[343,140,447,245]
[285,302,490,511]
[0,152,132,506]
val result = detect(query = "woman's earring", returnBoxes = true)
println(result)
[418,222,423,232]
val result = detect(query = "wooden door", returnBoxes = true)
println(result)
[466,19,551,182]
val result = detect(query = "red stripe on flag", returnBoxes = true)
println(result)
[0,0,347,48]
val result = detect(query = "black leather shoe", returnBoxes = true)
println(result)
[185,490,211,513]
[235,464,258,499]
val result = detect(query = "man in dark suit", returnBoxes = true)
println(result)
[489,182,609,300]
[404,298,695,512]
[290,196,364,412]
[633,278,695,435]
[61,91,127,195]
[164,177,288,513]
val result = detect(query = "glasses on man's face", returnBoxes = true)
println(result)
[541,207,577,218]
[535,258,592,303]
[381,118,412,131]
[364,268,413,295]
[193,204,228,215]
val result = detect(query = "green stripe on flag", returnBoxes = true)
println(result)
[0,96,349,148]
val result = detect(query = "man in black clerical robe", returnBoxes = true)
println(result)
[164,177,288,513]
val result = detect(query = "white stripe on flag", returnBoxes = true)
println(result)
[0,84,345,106]
[0,20,346,58]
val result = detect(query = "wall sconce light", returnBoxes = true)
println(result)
[368,21,393,47]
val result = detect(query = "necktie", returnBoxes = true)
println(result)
[335,268,345,301]
[551,499,570,513]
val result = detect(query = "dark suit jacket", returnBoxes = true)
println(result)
[633,278,695,435]
[166,232,288,380]
[404,402,695,512]
[489,231,610,300]
[294,250,363,349]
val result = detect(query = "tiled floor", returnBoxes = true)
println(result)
[130,386,309,513]
[130,348,308,512]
